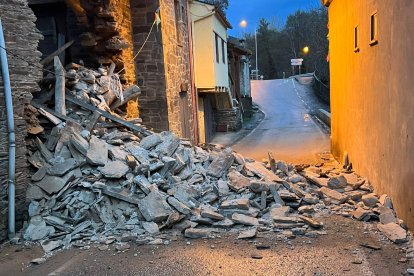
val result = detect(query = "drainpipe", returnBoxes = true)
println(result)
[186,1,199,144]
[0,18,16,238]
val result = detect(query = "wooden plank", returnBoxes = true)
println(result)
[85,110,101,132]
[54,56,66,116]
[40,40,74,65]
[66,95,152,136]
[38,108,62,125]
[57,33,66,63]
[110,85,141,110]
[32,101,75,123]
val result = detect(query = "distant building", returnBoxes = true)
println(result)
[190,0,239,143]
[323,0,414,227]
[227,36,253,118]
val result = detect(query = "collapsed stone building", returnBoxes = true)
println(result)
[0,0,196,240]
[29,0,196,140]
[0,2,412,261]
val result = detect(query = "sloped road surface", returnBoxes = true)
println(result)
[233,79,330,164]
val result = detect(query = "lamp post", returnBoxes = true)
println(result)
[240,20,259,80]
[300,46,310,73]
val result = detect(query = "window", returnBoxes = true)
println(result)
[370,11,378,45]
[215,33,220,63]
[221,38,226,63]
[354,25,359,52]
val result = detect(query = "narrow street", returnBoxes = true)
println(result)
[233,79,330,164]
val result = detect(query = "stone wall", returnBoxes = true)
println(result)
[130,0,169,132]
[214,107,243,132]
[159,0,194,140]
[0,0,43,240]
[131,0,194,140]
[241,97,253,119]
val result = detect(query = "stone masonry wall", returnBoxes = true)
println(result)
[130,0,194,139]
[159,0,194,140]
[130,0,169,132]
[0,0,43,241]
[214,107,243,132]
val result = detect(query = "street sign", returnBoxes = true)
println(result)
[291,58,303,66]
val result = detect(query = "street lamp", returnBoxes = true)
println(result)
[302,46,310,55]
[240,20,259,80]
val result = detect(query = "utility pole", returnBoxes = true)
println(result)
[255,28,258,80]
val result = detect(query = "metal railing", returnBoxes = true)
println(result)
[312,71,330,105]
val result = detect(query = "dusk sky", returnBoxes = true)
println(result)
[226,0,323,36]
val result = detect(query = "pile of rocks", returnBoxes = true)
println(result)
[22,61,410,255]
[23,124,409,254]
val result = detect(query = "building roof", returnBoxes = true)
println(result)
[321,0,333,7]
[192,0,233,29]
[227,36,252,55]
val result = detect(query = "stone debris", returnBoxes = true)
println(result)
[377,223,408,244]
[21,76,411,253]
[30,258,47,265]
[237,228,257,239]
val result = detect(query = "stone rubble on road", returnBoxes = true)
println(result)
[19,63,413,260]
[22,127,412,257]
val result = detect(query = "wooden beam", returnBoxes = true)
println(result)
[32,101,76,123]
[110,85,141,110]
[54,56,66,116]
[66,95,152,136]
[57,33,66,63]
[40,40,74,65]
[38,108,62,125]
[85,110,101,132]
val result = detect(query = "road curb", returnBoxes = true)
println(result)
[316,108,331,127]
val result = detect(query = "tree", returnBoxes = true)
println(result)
[243,7,329,81]
[204,0,228,13]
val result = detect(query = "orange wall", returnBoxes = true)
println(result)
[329,0,414,227]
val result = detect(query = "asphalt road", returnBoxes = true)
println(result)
[233,79,330,164]
[1,215,409,276]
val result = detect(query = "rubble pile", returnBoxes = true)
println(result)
[23,127,409,254]
[22,63,410,255]
[27,61,145,147]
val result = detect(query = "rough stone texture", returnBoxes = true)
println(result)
[130,0,195,141]
[377,223,408,244]
[86,136,108,166]
[227,170,251,192]
[214,107,243,132]
[320,187,349,204]
[138,191,173,222]
[184,228,210,239]
[232,213,259,226]
[0,0,43,241]
[98,160,129,179]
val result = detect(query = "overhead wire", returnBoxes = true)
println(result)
[117,10,159,75]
